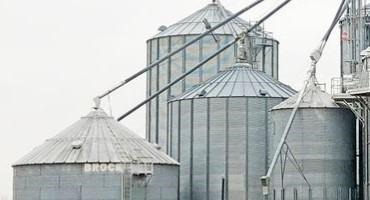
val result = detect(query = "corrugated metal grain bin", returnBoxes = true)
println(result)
[146,1,280,153]
[168,62,295,200]
[269,83,356,200]
[13,108,179,200]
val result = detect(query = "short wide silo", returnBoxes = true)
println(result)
[269,83,356,200]
[168,62,296,200]
[13,108,179,200]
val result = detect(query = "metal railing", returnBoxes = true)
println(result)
[269,187,358,200]
[331,74,361,94]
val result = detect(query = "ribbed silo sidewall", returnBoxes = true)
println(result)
[168,96,284,200]
[13,164,179,200]
[146,35,280,153]
[269,108,356,200]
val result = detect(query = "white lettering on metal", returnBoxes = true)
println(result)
[83,163,153,174]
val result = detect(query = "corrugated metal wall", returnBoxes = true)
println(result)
[13,164,178,200]
[269,108,356,200]
[169,97,284,200]
[146,35,280,153]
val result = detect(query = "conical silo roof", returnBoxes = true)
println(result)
[13,108,178,166]
[171,62,296,101]
[272,83,339,110]
[153,2,266,38]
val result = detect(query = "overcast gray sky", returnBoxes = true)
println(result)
[0,0,343,198]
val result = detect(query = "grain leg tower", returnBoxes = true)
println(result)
[333,1,370,200]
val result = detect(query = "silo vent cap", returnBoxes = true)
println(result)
[71,140,83,149]
[158,25,168,32]
[259,89,268,96]
[197,89,207,97]
[153,143,162,150]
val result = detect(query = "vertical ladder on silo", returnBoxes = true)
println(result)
[122,171,132,200]
[131,148,154,187]
[108,131,134,200]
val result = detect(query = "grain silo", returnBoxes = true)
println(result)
[268,82,356,200]
[13,108,179,200]
[146,1,280,153]
[168,61,296,200]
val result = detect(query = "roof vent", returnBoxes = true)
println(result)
[259,89,268,96]
[158,25,168,32]
[153,143,162,150]
[197,89,207,97]
[168,95,176,101]
[71,140,83,149]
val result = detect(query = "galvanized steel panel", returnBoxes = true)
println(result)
[13,176,26,189]
[14,109,178,166]
[151,3,265,38]
[41,187,81,200]
[158,38,170,153]
[169,96,287,200]
[170,102,179,161]
[41,165,82,176]
[81,187,120,200]
[169,36,186,97]
[14,189,40,200]
[184,37,201,89]
[273,84,339,110]
[60,174,105,187]
[25,176,59,188]
[201,35,220,82]
[14,164,179,200]
[179,100,192,200]
[247,98,267,200]
[192,99,208,200]
[146,2,281,154]
[14,165,41,176]
[209,98,227,200]
[227,98,247,200]
[173,66,295,101]
[269,108,356,200]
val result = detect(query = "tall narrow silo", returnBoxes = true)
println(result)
[168,61,296,200]
[269,83,356,200]
[146,1,280,153]
[13,108,179,200]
